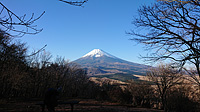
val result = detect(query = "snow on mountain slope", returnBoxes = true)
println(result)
[82,49,118,59]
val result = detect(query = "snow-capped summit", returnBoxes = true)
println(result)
[82,49,117,58]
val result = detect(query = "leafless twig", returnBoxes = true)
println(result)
[59,0,88,6]
[0,2,45,37]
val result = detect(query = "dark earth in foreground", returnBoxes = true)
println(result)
[0,98,163,112]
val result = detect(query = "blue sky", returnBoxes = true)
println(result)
[2,0,155,64]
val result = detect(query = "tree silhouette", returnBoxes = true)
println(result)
[130,0,200,84]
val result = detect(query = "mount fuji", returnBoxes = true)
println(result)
[73,49,149,81]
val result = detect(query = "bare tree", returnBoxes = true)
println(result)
[129,0,200,84]
[147,64,183,112]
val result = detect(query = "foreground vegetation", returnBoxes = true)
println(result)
[1,31,200,112]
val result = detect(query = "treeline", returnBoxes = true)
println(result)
[0,31,98,99]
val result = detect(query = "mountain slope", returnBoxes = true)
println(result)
[74,49,149,78]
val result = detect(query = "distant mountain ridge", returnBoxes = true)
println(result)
[73,49,149,81]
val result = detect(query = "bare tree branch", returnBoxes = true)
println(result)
[0,2,45,37]
[0,0,88,37]
[58,0,88,6]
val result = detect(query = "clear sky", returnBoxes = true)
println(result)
[2,0,155,64]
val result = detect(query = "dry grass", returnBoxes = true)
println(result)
[133,75,149,81]
[89,77,127,85]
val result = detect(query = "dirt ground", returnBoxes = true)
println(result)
[0,99,163,112]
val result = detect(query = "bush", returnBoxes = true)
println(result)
[127,80,155,108]
[167,86,199,112]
